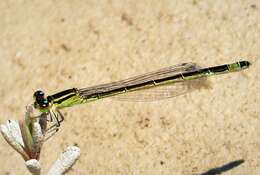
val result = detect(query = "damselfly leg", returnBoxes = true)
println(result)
[44,108,64,132]
[32,108,65,140]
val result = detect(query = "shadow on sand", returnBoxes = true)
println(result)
[200,159,244,175]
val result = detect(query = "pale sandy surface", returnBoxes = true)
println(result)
[0,1,259,174]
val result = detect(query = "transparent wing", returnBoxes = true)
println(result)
[112,78,211,102]
[79,63,200,97]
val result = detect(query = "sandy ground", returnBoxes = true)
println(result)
[0,0,259,174]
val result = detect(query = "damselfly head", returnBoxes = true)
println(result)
[33,90,49,110]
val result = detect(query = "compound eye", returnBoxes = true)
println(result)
[34,90,45,98]
[41,99,49,108]
[33,90,49,109]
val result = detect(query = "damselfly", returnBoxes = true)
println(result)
[33,60,250,133]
